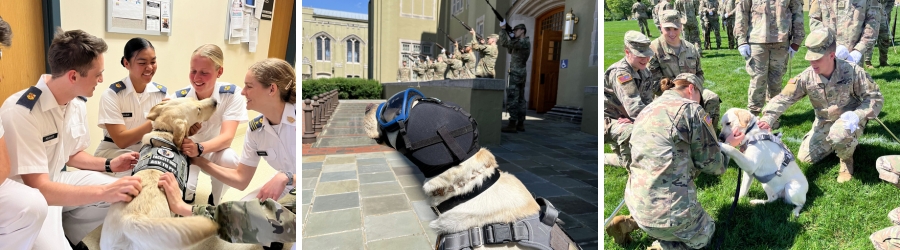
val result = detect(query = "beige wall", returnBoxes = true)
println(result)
[370,0,442,83]
[556,0,599,107]
[301,7,369,79]
[61,1,274,154]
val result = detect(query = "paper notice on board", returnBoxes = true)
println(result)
[112,0,144,20]
[146,15,160,31]
[242,8,252,42]
[146,0,161,16]
[160,1,170,32]
[249,18,259,52]
[229,0,244,38]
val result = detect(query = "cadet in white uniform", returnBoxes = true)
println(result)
[170,44,248,205]
[190,58,296,203]
[95,38,168,178]
[0,15,49,250]
[0,29,141,250]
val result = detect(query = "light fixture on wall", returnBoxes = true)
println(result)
[564,9,579,41]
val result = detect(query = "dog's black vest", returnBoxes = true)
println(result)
[133,137,190,194]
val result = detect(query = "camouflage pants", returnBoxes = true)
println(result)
[506,70,527,122]
[604,117,634,168]
[638,210,716,249]
[683,22,702,53]
[722,17,735,48]
[870,207,900,250]
[703,18,720,49]
[797,118,866,164]
[866,2,893,64]
[746,42,789,114]
[194,190,297,245]
[638,17,651,36]
[877,155,900,184]
[702,89,721,127]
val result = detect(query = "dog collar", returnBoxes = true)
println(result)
[738,122,758,152]
[432,169,500,215]
[741,133,795,183]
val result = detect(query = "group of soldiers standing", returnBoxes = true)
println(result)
[397,30,500,82]
[610,0,900,248]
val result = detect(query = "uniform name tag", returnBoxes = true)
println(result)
[122,112,133,117]
[256,151,268,156]
[43,133,58,142]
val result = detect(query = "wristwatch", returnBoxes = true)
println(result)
[282,171,294,186]
[196,143,204,157]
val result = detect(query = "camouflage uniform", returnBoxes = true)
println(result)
[870,205,900,249]
[809,0,882,66]
[719,0,737,49]
[649,10,722,126]
[760,29,883,180]
[624,73,725,250]
[864,0,894,67]
[604,31,656,168]
[456,48,476,79]
[426,61,436,81]
[498,24,531,127]
[397,66,411,82]
[429,56,448,80]
[471,34,499,78]
[734,0,805,115]
[876,155,900,187]
[675,0,702,54]
[633,1,652,36]
[699,0,720,49]
[445,55,464,79]
[654,0,674,31]
[194,191,297,245]
[412,60,427,80]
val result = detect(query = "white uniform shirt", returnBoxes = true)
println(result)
[0,75,91,182]
[96,77,168,152]
[240,103,296,174]
[168,81,249,142]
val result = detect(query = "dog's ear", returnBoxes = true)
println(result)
[147,104,162,121]
[734,109,752,129]
[172,119,188,150]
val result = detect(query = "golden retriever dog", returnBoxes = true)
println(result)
[100,98,219,250]
[363,100,579,250]
[718,108,808,217]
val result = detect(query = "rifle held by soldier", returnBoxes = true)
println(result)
[451,15,485,41]
[485,0,514,36]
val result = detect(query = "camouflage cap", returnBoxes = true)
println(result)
[624,30,654,58]
[488,34,499,39]
[675,73,704,91]
[805,28,835,61]
[660,10,684,29]
[514,24,527,30]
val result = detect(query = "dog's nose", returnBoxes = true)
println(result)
[718,134,725,142]
[212,100,218,107]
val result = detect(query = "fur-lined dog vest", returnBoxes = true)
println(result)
[134,137,190,193]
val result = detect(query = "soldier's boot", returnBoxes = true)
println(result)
[502,120,518,133]
[889,207,900,226]
[606,215,639,246]
[865,61,876,69]
[516,119,525,131]
[838,158,854,183]
[881,57,889,67]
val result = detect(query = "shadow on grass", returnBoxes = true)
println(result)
[871,69,900,82]
[711,202,804,249]
[777,108,815,129]
[700,52,732,59]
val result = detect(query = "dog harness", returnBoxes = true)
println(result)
[739,128,795,183]
[436,197,580,250]
[133,137,190,194]
[376,88,480,178]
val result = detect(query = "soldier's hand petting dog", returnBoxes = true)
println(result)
[257,172,290,202]
[181,138,202,157]
[102,176,142,203]
[110,152,140,172]
[158,172,192,216]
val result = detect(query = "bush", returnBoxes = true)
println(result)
[301,77,383,100]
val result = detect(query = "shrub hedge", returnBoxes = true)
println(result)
[300,77,383,100]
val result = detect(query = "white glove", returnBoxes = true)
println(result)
[840,111,860,133]
[509,32,516,38]
[708,11,713,15]
[500,20,507,27]
[441,49,446,54]
[788,46,797,58]
[738,44,751,59]
[849,50,862,64]
[835,45,850,60]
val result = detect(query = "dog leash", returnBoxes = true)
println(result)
[715,166,742,250]
[603,198,627,228]
[875,117,900,144]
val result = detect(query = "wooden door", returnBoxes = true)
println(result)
[0,1,46,101]
[267,0,295,60]
[529,7,564,113]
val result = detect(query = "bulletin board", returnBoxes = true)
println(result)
[107,0,174,36]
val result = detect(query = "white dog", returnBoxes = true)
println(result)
[718,108,809,217]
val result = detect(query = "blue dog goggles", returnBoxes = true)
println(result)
[376,88,425,132]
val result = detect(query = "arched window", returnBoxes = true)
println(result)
[317,36,331,61]
[346,38,361,63]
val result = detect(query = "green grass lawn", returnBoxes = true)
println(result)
[604,15,900,249]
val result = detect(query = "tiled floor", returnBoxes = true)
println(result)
[301,101,599,250]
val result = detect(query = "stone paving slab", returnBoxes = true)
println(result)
[316,136,378,147]
[302,107,599,249]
